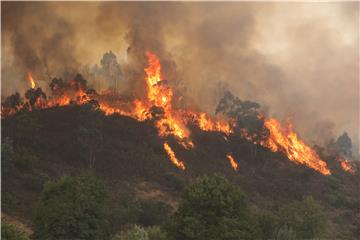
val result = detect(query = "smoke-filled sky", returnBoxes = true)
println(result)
[1,2,359,155]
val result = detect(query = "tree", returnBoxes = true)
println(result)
[24,87,47,109]
[100,51,122,91]
[1,222,29,240]
[167,175,260,240]
[278,196,326,239]
[33,172,111,240]
[216,91,269,144]
[334,132,352,157]
[77,104,104,168]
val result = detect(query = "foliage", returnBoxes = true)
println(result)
[272,225,297,240]
[167,175,260,240]
[33,172,111,240]
[278,196,326,239]
[111,198,171,229]
[24,87,47,108]
[1,222,29,240]
[112,225,148,240]
[215,91,268,142]
[2,92,23,109]
[255,209,279,239]
[146,226,167,240]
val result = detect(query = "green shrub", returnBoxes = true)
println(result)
[112,225,148,240]
[146,226,167,240]
[272,225,297,240]
[278,196,326,239]
[1,222,29,240]
[33,172,111,240]
[167,175,260,240]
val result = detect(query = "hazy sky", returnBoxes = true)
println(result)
[2,2,359,154]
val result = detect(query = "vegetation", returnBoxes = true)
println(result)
[1,222,29,240]
[1,105,358,239]
[167,175,260,240]
[32,172,111,240]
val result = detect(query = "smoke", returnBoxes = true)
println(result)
[1,2,359,155]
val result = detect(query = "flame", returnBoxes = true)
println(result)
[337,156,355,173]
[163,142,185,170]
[262,118,331,175]
[2,53,335,176]
[195,112,232,135]
[143,51,193,148]
[226,154,239,171]
[27,71,36,89]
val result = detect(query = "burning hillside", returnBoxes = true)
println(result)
[2,51,356,176]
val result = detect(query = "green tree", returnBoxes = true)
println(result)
[167,175,259,240]
[1,222,29,240]
[33,172,110,240]
[278,196,326,239]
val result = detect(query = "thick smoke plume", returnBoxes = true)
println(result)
[2,2,359,155]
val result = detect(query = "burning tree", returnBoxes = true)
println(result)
[216,90,269,143]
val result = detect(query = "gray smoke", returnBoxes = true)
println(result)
[2,2,359,156]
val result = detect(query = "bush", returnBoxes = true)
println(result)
[33,172,111,240]
[272,225,297,240]
[112,225,148,240]
[146,226,167,240]
[1,222,29,240]
[278,196,326,239]
[167,175,260,240]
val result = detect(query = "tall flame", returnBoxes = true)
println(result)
[27,71,36,89]
[2,53,335,176]
[163,142,185,170]
[263,118,331,175]
[226,154,239,171]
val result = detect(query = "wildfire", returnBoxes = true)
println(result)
[27,71,36,89]
[226,154,239,171]
[337,156,355,173]
[163,142,185,170]
[2,51,337,176]
[262,118,331,175]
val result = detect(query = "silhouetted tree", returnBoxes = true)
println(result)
[24,88,46,108]
[216,91,269,143]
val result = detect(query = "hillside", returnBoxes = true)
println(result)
[2,105,359,239]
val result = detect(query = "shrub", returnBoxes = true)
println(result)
[33,172,111,240]
[1,222,29,240]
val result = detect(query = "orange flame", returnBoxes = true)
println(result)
[262,118,331,175]
[226,154,239,171]
[27,71,36,89]
[337,156,355,173]
[163,142,185,170]
[144,51,193,148]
